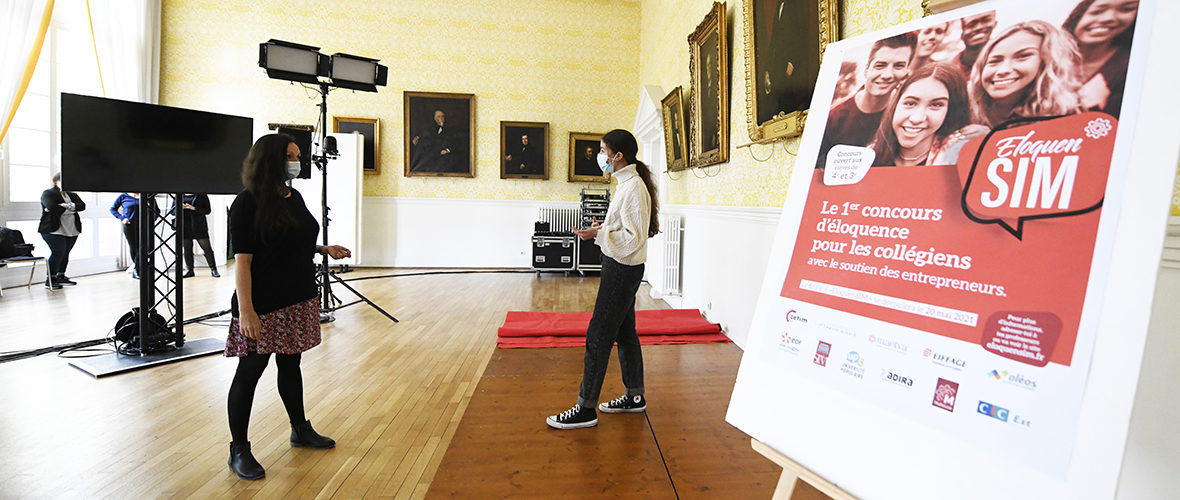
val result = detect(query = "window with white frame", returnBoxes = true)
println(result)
[1,1,125,277]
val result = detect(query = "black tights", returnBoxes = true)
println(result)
[183,237,217,271]
[227,353,306,444]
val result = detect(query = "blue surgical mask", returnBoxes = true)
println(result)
[597,153,613,173]
[286,161,302,180]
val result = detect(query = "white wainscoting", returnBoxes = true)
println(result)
[359,197,580,269]
[657,204,781,350]
[358,196,781,350]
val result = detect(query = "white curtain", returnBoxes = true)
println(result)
[1,0,52,141]
[87,0,159,103]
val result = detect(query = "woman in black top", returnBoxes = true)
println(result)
[176,193,220,278]
[37,172,86,289]
[224,134,351,480]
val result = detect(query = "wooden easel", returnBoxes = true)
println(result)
[751,439,858,500]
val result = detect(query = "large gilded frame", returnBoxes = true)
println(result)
[742,0,840,142]
[403,91,476,178]
[661,87,689,172]
[688,2,729,168]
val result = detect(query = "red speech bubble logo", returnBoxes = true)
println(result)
[957,113,1117,239]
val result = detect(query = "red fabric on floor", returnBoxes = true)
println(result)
[496,309,730,348]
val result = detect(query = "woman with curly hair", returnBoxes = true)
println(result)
[1063,0,1139,117]
[968,20,1084,127]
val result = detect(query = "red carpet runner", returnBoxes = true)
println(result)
[497,309,730,348]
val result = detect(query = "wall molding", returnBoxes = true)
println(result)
[664,203,782,226]
[1160,216,1180,269]
[365,196,580,210]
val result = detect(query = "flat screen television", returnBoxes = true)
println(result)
[60,93,253,194]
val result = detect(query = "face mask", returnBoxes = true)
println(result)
[597,153,613,173]
[286,161,302,180]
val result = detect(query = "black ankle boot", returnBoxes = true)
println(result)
[228,441,265,480]
[290,420,335,449]
[211,268,221,278]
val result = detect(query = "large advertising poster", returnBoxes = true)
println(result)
[731,0,1149,478]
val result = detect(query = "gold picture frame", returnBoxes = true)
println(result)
[500,121,549,180]
[331,116,379,175]
[568,132,609,183]
[743,0,840,143]
[688,1,729,168]
[661,87,689,172]
[923,0,985,15]
[403,91,476,178]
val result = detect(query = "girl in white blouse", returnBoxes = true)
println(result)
[547,129,661,430]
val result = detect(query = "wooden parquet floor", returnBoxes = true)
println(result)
[0,266,775,499]
[426,344,781,499]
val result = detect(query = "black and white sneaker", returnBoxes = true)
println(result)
[546,404,597,429]
[598,395,646,413]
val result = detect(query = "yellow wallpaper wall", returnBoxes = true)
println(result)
[1173,160,1180,216]
[639,0,924,207]
[160,0,640,201]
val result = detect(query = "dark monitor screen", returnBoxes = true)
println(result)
[60,93,253,194]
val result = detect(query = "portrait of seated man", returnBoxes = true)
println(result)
[505,132,543,176]
[405,95,473,176]
[411,110,459,173]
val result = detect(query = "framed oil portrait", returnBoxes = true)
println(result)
[404,91,475,177]
[500,121,549,180]
[568,132,609,183]
[689,2,729,168]
[661,87,689,172]
[332,116,379,175]
[743,0,840,142]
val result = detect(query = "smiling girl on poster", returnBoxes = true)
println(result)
[869,63,973,166]
[969,20,1084,127]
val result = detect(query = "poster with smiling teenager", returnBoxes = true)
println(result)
[727,0,1177,497]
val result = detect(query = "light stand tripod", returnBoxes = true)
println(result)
[309,82,398,324]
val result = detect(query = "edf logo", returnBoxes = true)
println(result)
[977,401,1010,422]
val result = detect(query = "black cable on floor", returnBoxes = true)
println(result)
[645,411,680,499]
[0,338,111,364]
[338,269,537,283]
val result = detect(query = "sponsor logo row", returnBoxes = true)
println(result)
[799,337,1036,429]
[785,310,969,372]
[785,333,1040,392]
[931,379,1033,428]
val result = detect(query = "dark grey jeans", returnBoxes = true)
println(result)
[577,255,645,408]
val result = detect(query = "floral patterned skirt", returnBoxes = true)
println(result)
[224,298,321,357]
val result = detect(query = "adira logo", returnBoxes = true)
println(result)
[987,369,1037,390]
